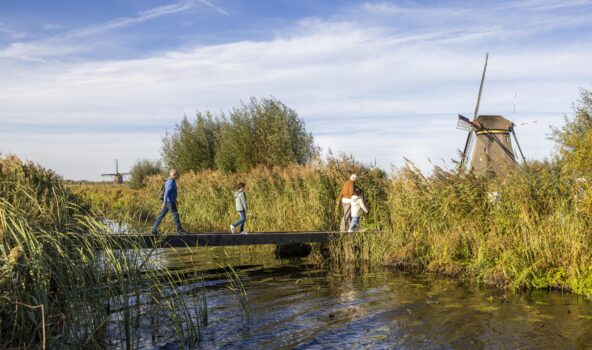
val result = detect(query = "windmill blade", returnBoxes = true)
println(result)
[465,131,476,160]
[101,173,117,176]
[457,114,474,131]
[474,53,489,119]
[458,130,476,170]
[511,127,526,162]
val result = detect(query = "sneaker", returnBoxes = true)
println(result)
[230,225,236,234]
[239,231,248,235]
[151,230,158,236]
[177,230,186,235]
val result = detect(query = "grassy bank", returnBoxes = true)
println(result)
[70,157,592,296]
[0,156,207,349]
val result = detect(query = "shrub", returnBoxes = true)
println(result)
[128,158,164,189]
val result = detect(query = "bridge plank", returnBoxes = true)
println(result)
[111,231,340,248]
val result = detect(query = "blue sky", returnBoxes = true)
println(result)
[1,0,591,180]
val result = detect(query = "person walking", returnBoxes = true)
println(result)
[230,182,248,234]
[151,169,185,235]
[348,188,368,232]
[336,174,357,232]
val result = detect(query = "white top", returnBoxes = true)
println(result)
[350,195,368,217]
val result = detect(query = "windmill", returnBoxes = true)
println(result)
[456,53,526,176]
[101,159,130,184]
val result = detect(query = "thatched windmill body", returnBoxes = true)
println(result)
[101,159,130,184]
[457,54,526,176]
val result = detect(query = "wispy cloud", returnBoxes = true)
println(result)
[67,0,227,38]
[0,0,228,61]
[505,0,592,11]
[0,22,28,39]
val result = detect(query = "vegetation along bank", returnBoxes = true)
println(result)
[71,89,592,296]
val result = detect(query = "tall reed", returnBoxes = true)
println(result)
[0,155,207,348]
[70,157,592,296]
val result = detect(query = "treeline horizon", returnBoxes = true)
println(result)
[126,96,317,188]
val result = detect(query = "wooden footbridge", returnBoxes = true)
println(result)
[112,231,341,248]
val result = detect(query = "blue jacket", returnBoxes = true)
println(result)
[163,178,178,204]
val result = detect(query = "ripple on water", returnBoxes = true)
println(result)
[148,248,592,349]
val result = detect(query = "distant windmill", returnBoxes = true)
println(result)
[101,159,130,184]
[456,53,526,176]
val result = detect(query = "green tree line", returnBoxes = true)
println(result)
[162,96,316,173]
[128,96,317,187]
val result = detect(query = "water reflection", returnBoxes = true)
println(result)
[151,247,592,349]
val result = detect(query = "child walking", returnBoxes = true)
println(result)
[349,188,368,232]
[230,182,248,234]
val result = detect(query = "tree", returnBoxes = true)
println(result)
[215,97,317,173]
[552,88,592,175]
[161,112,220,173]
[128,159,164,189]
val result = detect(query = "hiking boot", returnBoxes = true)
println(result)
[230,225,236,234]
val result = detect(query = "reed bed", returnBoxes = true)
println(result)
[71,157,592,296]
[70,157,390,234]
[0,156,207,349]
[382,161,592,294]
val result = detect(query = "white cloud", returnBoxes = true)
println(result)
[0,1,591,179]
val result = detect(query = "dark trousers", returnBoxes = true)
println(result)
[340,202,351,232]
[232,210,247,233]
[152,202,183,234]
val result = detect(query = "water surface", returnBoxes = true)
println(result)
[154,247,592,349]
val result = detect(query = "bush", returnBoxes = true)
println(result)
[215,97,317,173]
[128,158,164,189]
[552,87,592,175]
[161,97,317,173]
[162,112,220,173]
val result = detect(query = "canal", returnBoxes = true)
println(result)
[130,246,592,349]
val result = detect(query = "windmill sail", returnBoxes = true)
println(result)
[458,53,489,171]
[456,115,474,132]
[464,131,476,164]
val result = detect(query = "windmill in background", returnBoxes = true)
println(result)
[101,159,130,184]
[456,53,526,176]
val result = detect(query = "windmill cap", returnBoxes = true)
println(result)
[474,115,513,129]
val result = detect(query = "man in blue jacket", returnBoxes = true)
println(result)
[151,169,185,235]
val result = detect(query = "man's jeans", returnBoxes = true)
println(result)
[152,201,183,234]
[232,210,247,233]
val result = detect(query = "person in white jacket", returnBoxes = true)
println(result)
[230,182,248,234]
[348,188,368,232]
